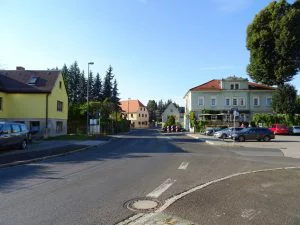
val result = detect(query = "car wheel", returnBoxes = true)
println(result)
[263,136,271,142]
[221,134,226,139]
[238,136,245,142]
[20,140,27,150]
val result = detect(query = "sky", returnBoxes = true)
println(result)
[0,0,299,106]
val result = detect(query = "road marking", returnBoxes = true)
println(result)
[178,162,189,170]
[147,178,176,198]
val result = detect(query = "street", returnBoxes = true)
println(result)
[0,129,300,225]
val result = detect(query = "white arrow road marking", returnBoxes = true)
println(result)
[147,178,176,198]
[178,162,189,170]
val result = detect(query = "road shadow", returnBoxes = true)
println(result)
[0,129,190,191]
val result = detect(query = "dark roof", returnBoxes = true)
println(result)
[0,70,61,93]
[189,79,275,91]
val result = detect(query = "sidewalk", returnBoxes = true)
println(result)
[0,140,109,167]
[120,167,300,225]
[186,133,300,159]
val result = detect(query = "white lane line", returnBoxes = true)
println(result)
[147,178,176,198]
[178,162,189,170]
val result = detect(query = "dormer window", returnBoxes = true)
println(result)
[28,76,39,85]
[230,83,239,90]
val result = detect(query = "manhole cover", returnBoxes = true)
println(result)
[124,198,162,212]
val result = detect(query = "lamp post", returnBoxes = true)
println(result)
[87,62,94,134]
[128,98,131,126]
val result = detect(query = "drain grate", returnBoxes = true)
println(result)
[124,197,162,212]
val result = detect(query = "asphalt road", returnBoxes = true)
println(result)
[0,129,300,225]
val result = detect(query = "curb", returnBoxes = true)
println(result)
[118,166,300,225]
[0,140,111,169]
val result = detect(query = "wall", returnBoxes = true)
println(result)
[0,92,8,118]
[5,93,47,118]
[162,104,180,123]
[48,73,68,120]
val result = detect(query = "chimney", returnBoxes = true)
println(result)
[16,66,25,71]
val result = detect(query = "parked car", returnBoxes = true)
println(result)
[290,126,300,135]
[269,124,289,135]
[231,127,275,142]
[204,127,224,136]
[214,127,244,139]
[0,122,29,150]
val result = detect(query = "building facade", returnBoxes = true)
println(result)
[162,103,185,126]
[0,67,68,137]
[184,76,275,130]
[120,99,149,128]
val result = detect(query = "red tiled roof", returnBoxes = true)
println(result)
[190,80,221,91]
[190,79,275,91]
[120,100,146,113]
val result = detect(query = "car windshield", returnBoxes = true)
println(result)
[294,126,300,129]
[278,125,287,128]
[0,124,3,131]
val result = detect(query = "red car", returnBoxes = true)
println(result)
[269,124,289,135]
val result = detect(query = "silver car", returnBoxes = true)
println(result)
[214,127,244,139]
[291,126,300,135]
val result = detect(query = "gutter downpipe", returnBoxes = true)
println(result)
[45,93,49,137]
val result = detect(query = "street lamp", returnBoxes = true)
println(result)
[87,62,94,134]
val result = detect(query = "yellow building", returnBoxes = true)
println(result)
[0,67,68,137]
[120,100,149,128]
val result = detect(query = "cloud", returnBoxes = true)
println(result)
[198,65,234,71]
[213,0,254,13]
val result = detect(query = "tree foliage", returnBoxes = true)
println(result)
[146,100,158,122]
[272,83,297,115]
[246,0,300,86]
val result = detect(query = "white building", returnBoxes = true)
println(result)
[184,76,275,130]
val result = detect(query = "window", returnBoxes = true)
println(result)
[230,84,234,90]
[140,108,142,111]
[211,115,217,120]
[30,121,40,132]
[240,98,245,106]
[0,97,2,110]
[145,114,147,117]
[145,121,148,125]
[235,83,239,89]
[254,97,260,106]
[232,98,238,106]
[131,114,133,118]
[12,124,21,133]
[266,97,272,106]
[59,81,62,89]
[2,124,11,134]
[225,98,230,106]
[57,101,63,112]
[211,98,216,106]
[56,121,63,133]
[139,114,140,117]
[142,114,144,117]
[28,76,39,85]
[19,124,28,132]
[198,97,204,106]
[170,109,173,113]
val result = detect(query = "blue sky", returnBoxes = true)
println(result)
[0,0,299,106]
